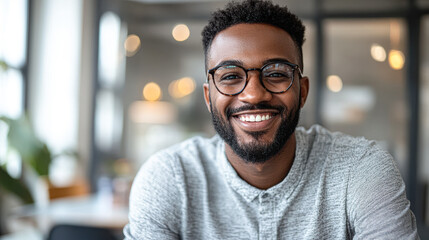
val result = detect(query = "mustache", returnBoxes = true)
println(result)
[225,103,285,118]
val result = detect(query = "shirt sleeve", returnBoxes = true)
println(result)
[347,142,419,240]
[123,152,181,240]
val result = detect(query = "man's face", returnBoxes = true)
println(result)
[203,23,309,163]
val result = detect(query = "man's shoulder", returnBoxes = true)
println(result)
[296,124,387,165]
[297,124,374,150]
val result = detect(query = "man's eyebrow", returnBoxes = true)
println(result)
[262,58,294,65]
[213,60,244,68]
[212,58,295,70]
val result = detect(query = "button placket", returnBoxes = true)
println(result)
[258,192,275,240]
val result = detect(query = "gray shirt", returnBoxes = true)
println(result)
[124,125,418,239]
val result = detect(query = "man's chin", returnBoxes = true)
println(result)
[229,141,276,164]
[242,129,269,140]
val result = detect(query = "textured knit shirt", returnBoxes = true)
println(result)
[124,125,418,239]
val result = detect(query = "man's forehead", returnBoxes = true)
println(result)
[207,23,299,68]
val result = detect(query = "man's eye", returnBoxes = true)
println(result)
[221,74,241,80]
[267,73,286,78]
[264,72,290,78]
[217,74,244,86]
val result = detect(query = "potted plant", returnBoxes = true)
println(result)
[0,114,52,204]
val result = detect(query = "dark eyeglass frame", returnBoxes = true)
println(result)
[207,60,303,96]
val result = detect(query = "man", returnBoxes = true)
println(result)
[124,0,419,239]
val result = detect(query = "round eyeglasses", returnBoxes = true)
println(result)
[207,61,302,96]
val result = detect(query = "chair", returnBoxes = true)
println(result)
[46,224,120,240]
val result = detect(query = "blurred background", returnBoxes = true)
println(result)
[1,0,429,239]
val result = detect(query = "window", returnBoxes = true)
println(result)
[0,0,28,177]
[0,0,28,119]
[323,19,408,177]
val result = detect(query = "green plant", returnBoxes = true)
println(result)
[0,60,8,71]
[0,115,52,204]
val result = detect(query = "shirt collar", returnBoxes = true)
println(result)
[216,131,308,203]
[217,142,262,202]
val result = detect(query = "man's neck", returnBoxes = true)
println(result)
[225,133,296,190]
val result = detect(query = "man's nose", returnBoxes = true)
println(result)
[237,72,272,104]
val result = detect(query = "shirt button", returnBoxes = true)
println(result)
[262,193,269,198]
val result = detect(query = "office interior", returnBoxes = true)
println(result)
[1,0,429,238]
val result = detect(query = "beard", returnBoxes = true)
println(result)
[210,97,301,164]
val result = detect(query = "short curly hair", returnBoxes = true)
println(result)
[202,0,306,71]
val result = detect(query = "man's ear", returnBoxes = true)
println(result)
[203,83,211,113]
[299,77,309,109]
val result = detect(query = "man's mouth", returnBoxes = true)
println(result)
[237,113,274,122]
[230,110,279,133]
[225,104,283,132]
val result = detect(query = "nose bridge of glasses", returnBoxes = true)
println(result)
[245,67,263,82]
[246,67,262,75]
[242,68,270,95]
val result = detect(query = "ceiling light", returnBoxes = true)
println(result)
[326,75,343,93]
[143,82,162,101]
[124,34,141,57]
[370,44,386,62]
[388,50,405,70]
[172,24,190,42]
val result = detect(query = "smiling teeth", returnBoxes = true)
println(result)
[239,114,272,122]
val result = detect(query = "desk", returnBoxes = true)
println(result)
[3,194,128,239]
[0,228,43,240]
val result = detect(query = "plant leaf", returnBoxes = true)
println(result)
[0,166,34,204]
[29,144,51,176]
[0,115,51,176]
[0,60,8,71]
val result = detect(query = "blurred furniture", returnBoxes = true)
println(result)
[9,194,128,236]
[46,224,120,240]
[0,193,127,240]
[48,179,90,200]
[0,227,43,240]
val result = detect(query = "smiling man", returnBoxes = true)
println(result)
[124,0,418,239]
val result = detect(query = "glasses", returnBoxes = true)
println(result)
[207,61,302,96]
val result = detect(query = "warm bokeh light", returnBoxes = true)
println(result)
[326,75,343,93]
[172,24,190,42]
[143,82,162,101]
[177,77,195,96]
[124,34,141,57]
[169,77,195,98]
[370,44,386,62]
[388,49,405,70]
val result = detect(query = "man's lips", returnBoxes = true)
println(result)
[231,110,278,122]
[231,110,279,132]
[239,114,273,122]
[226,103,283,118]
[225,104,283,132]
